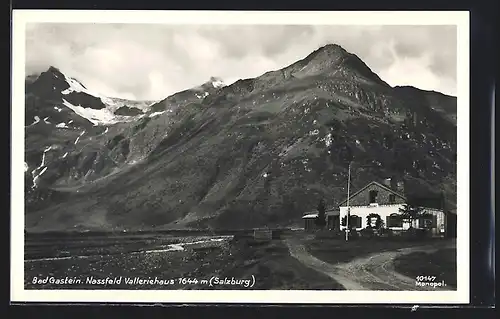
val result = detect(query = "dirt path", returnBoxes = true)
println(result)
[284,237,456,291]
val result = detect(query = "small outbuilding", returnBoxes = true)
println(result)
[302,213,319,231]
[302,209,340,232]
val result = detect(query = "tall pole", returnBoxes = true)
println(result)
[346,161,351,241]
[441,190,446,238]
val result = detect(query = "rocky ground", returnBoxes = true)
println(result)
[393,246,457,288]
[294,235,456,290]
[24,232,342,290]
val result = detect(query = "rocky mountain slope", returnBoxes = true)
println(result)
[24,44,457,232]
[25,66,158,128]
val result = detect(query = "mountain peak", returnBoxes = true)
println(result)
[191,77,227,93]
[318,43,347,53]
[308,43,349,60]
[46,66,65,77]
[48,65,60,72]
[208,76,225,88]
[294,43,389,86]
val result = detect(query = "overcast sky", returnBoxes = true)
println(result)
[25,24,457,101]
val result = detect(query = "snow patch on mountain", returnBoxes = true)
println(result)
[74,130,85,144]
[321,133,333,147]
[52,68,159,123]
[31,146,53,188]
[28,116,41,126]
[309,129,319,136]
[100,96,157,112]
[61,75,94,96]
[195,92,209,99]
[32,167,48,188]
[62,99,134,126]
[40,146,52,167]
[149,111,165,118]
[211,78,226,88]
[56,122,69,129]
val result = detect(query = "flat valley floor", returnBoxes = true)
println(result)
[24,231,457,291]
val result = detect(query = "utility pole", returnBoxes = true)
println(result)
[346,161,352,241]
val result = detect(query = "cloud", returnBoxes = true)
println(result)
[380,51,444,92]
[25,24,457,100]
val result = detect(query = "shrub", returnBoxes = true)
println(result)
[315,199,327,228]
[350,230,360,240]
[315,230,340,239]
[340,229,359,240]
[271,230,282,240]
[378,228,394,238]
[402,227,429,240]
[366,213,384,230]
[359,227,375,239]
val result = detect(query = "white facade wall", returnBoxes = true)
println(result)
[417,207,446,236]
[338,204,446,234]
[339,204,411,231]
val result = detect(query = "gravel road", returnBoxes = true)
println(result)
[284,237,456,291]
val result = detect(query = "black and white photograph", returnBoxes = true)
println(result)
[11,11,470,304]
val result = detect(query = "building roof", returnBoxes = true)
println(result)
[302,208,339,218]
[326,210,340,216]
[338,181,406,207]
[302,213,319,219]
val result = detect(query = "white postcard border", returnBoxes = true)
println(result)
[11,10,470,304]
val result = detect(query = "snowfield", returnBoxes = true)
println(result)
[62,99,136,126]
[55,69,158,124]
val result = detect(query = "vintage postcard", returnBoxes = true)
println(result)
[11,10,470,304]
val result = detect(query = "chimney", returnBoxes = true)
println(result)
[396,181,405,194]
[390,176,398,190]
[382,178,391,187]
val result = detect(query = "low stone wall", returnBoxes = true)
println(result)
[253,229,273,241]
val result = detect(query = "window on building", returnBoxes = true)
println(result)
[419,215,437,229]
[389,194,396,203]
[387,214,403,228]
[369,190,378,203]
[351,215,362,228]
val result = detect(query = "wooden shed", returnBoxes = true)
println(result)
[302,213,319,232]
